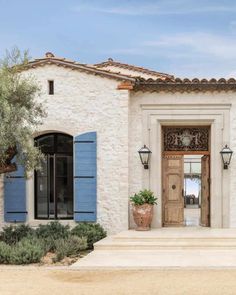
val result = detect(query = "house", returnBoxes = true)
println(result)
[1,52,236,234]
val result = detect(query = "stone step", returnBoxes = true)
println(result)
[72,229,236,269]
[71,249,236,269]
[94,240,236,250]
[94,229,236,250]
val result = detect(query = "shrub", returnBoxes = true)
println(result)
[0,224,34,245]
[130,189,157,206]
[9,237,45,265]
[54,236,87,261]
[41,236,57,252]
[0,242,11,263]
[71,223,106,249]
[35,221,70,251]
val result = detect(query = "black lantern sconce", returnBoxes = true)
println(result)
[220,145,233,169]
[138,145,152,169]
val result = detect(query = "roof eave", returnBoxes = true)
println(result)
[133,78,236,93]
[25,58,137,82]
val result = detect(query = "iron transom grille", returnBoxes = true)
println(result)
[163,127,210,151]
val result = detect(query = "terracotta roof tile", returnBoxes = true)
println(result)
[134,77,236,92]
[26,54,137,82]
[24,53,236,92]
[94,58,174,79]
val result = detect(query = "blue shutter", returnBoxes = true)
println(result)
[74,132,97,222]
[4,163,27,222]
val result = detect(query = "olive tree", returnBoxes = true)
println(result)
[0,48,46,175]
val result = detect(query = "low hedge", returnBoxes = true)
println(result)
[0,224,34,245]
[71,223,107,249]
[0,222,106,264]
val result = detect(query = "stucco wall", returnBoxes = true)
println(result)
[0,64,130,235]
[129,91,236,228]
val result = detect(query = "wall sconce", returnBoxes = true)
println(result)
[220,145,233,169]
[138,145,152,169]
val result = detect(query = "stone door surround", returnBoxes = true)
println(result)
[141,104,231,228]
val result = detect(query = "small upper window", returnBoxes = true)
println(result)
[48,80,54,95]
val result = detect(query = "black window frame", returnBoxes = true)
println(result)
[34,133,73,220]
[48,80,54,95]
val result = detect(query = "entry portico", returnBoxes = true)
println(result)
[130,97,232,230]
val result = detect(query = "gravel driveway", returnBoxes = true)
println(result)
[0,267,236,295]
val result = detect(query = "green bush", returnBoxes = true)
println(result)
[9,237,45,265]
[0,224,34,245]
[0,222,106,264]
[0,242,11,263]
[55,235,87,261]
[130,189,157,206]
[71,223,106,249]
[41,236,57,252]
[35,221,70,251]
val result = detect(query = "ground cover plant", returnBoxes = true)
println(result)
[0,222,106,265]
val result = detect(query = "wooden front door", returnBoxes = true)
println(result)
[162,155,184,226]
[201,155,210,227]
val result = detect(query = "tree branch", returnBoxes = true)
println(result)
[0,146,17,174]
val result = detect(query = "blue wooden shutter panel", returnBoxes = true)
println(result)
[74,132,97,222]
[4,163,27,222]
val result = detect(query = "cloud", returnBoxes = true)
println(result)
[72,0,236,16]
[97,32,236,78]
[143,33,236,59]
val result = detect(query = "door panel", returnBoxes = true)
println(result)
[201,155,210,226]
[163,155,184,226]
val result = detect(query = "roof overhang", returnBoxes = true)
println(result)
[25,58,137,82]
[133,78,236,93]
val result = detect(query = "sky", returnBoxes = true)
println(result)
[1,0,236,78]
[185,179,199,199]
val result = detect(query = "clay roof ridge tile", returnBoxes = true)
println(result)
[94,59,173,78]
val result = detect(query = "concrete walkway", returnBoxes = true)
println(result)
[72,228,236,269]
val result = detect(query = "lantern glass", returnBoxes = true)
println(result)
[220,145,233,169]
[138,145,152,169]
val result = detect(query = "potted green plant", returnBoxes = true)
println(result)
[130,189,157,231]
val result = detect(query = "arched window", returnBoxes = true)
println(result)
[35,133,73,219]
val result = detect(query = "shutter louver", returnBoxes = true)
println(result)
[74,132,97,222]
[4,163,27,222]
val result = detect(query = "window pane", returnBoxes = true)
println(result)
[35,133,73,220]
[37,135,54,154]
[56,156,73,218]
[36,159,48,218]
[49,156,55,218]
[57,135,73,153]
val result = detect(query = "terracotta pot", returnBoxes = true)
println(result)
[132,203,154,231]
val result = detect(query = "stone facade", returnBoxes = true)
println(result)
[0,64,129,235]
[1,57,236,234]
